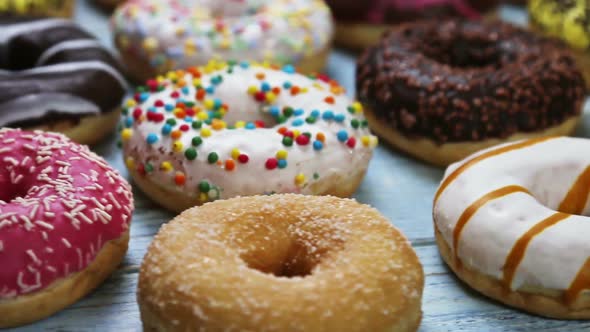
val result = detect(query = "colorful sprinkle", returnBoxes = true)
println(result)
[121,128,133,141]
[313,140,323,150]
[225,159,236,171]
[174,172,186,185]
[185,147,197,160]
[208,152,219,164]
[160,161,173,172]
[146,133,158,144]
[337,130,348,142]
[238,154,249,163]
[295,134,310,145]
[282,136,293,146]
[201,128,212,137]
[265,158,278,170]
[199,180,210,193]
[172,141,183,152]
[294,173,306,186]
[276,150,288,159]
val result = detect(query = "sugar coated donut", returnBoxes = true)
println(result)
[120,61,378,212]
[0,17,128,145]
[433,137,590,319]
[0,128,134,327]
[138,194,424,331]
[111,0,334,82]
[529,0,590,89]
[325,0,499,50]
[357,20,585,167]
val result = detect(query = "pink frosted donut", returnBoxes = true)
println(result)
[0,128,134,328]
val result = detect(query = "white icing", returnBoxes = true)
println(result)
[434,137,590,291]
[35,39,106,66]
[14,60,129,91]
[111,0,333,71]
[122,64,376,202]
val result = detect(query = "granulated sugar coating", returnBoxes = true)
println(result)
[138,194,424,332]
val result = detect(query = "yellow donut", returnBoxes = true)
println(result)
[529,0,590,87]
[0,0,74,17]
[138,194,424,331]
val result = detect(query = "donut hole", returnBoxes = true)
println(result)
[242,240,319,278]
[0,177,30,202]
[243,243,318,278]
[419,36,502,69]
[222,107,277,129]
[201,2,264,18]
[236,217,343,279]
[403,24,507,69]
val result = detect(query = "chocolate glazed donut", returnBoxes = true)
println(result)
[0,17,127,144]
[325,0,500,49]
[356,20,586,166]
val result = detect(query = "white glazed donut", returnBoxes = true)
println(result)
[119,61,378,212]
[111,0,334,82]
[433,136,590,319]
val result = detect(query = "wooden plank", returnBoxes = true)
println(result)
[12,244,590,331]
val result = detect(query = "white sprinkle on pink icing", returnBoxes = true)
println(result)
[0,128,134,298]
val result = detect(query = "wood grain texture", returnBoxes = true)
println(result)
[6,2,590,331]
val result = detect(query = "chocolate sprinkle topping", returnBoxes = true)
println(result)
[356,20,586,143]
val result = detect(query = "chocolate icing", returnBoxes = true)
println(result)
[0,17,127,128]
[326,0,499,24]
[356,20,586,143]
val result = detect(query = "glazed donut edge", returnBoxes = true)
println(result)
[0,231,130,328]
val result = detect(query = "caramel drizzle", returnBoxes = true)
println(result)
[558,166,590,215]
[502,212,570,289]
[452,185,531,266]
[434,137,556,203]
[565,257,590,305]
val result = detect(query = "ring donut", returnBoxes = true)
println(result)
[120,61,378,212]
[0,17,128,145]
[356,20,586,166]
[0,128,134,327]
[433,137,590,318]
[529,0,590,89]
[111,0,334,82]
[138,194,424,331]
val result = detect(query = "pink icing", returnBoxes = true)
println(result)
[0,128,134,299]
[366,0,480,23]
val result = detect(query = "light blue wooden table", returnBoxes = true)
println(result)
[9,1,590,331]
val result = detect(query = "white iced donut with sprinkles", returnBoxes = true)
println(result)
[120,61,377,212]
[433,137,590,319]
[0,128,134,327]
[111,0,334,82]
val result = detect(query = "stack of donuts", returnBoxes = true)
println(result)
[1,0,590,330]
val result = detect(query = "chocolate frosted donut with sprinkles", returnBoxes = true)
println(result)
[120,61,378,212]
[0,128,133,328]
[356,19,586,167]
[111,0,334,83]
[0,17,128,145]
